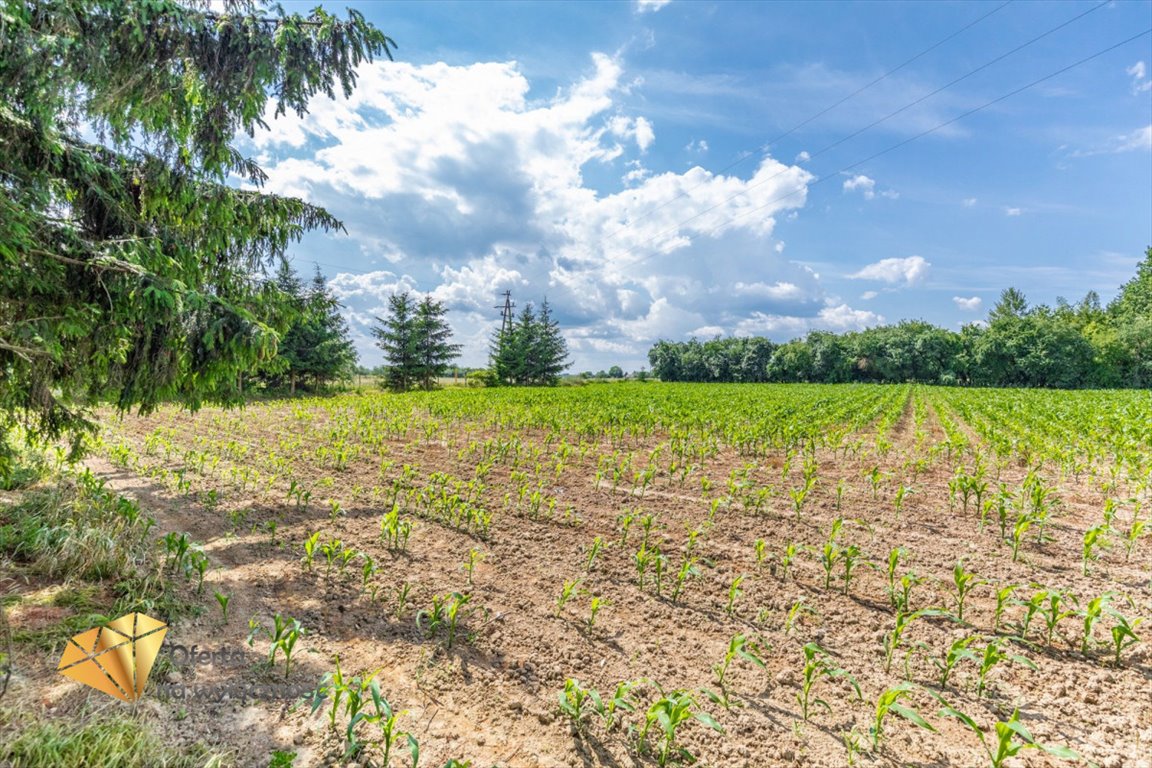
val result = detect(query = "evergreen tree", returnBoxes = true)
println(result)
[532,299,570,386]
[260,263,356,392]
[372,292,420,392]
[296,268,358,390]
[413,296,461,390]
[489,299,570,386]
[0,1,394,475]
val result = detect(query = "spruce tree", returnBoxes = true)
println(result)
[489,299,569,386]
[413,296,461,390]
[296,268,358,390]
[259,263,356,393]
[372,292,420,392]
[0,1,395,474]
[533,299,570,386]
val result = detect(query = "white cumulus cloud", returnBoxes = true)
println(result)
[1117,124,1152,152]
[246,53,821,369]
[843,174,876,200]
[848,256,929,286]
[1128,61,1152,93]
[636,0,672,12]
[952,296,982,311]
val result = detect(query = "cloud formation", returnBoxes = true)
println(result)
[848,256,929,286]
[952,296,982,311]
[1129,61,1152,94]
[636,0,672,13]
[244,53,841,367]
[843,174,876,199]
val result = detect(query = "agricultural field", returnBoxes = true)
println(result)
[4,382,1152,768]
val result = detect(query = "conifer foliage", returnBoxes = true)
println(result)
[261,263,357,393]
[490,300,570,386]
[371,293,460,392]
[0,0,395,473]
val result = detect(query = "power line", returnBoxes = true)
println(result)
[629,26,1152,267]
[611,0,1112,260]
[602,0,1015,241]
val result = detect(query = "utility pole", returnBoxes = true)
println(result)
[495,290,515,338]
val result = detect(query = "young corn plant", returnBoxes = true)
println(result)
[357,683,418,768]
[834,480,847,512]
[703,633,766,710]
[726,574,745,618]
[618,511,635,546]
[594,680,638,731]
[840,543,863,597]
[890,572,924,615]
[214,592,230,624]
[975,637,1036,698]
[818,518,845,590]
[869,683,936,751]
[884,609,947,676]
[933,635,978,689]
[308,655,370,752]
[462,548,484,587]
[940,707,1080,768]
[393,581,414,619]
[866,466,884,499]
[670,557,700,603]
[380,505,413,553]
[1082,524,1111,576]
[777,542,798,582]
[951,561,985,624]
[634,545,653,590]
[1073,594,1110,654]
[992,584,1019,633]
[555,579,581,618]
[637,688,723,768]
[652,550,670,596]
[557,678,597,732]
[1108,611,1142,667]
[188,549,210,595]
[1010,508,1038,563]
[753,539,767,572]
[884,547,907,608]
[417,592,472,650]
[301,532,321,573]
[248,614,306,679]
[358,554,378,597]
[795,642,860,722]
[586,595,608,632]
[1122,517,1146,561]
[584,536,604,573]
[1038,589,1078,648]
[784,597,817,636]
[892,485,915,520]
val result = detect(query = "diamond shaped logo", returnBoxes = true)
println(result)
[57,612,167,702]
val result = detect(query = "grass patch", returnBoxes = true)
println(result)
[0,712,231,768]
[3,469,198,652]
[13,575,199,653]
[0,472,155,581]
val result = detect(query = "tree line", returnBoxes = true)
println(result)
[649,248,1152,389]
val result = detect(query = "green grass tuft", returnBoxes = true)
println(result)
[0,714,231,768]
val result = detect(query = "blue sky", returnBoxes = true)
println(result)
[238,0,1152,371]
